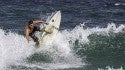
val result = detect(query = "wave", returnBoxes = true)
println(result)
[0,29,35,70]
[0,23,125,69]
[68,23,125,68]
[0,28,83,70]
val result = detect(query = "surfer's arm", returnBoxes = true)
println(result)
[25,28,30,43]
[33,20,48,25]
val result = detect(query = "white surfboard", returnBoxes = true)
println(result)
[39,11,61,47]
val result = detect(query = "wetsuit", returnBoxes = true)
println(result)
[29,26,40,42]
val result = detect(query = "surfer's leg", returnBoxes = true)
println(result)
[35,41,39,46]
[34,37,39,46]
[44,30,52,34]
[31,35,39,46]
[40,27,52,34]
[40,27,45,32]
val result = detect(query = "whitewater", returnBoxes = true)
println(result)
[0,23,125,70]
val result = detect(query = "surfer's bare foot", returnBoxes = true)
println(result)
[45,30,52,34]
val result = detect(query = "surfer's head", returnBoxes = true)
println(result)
[28,20,34,29]
[28,20,33,25]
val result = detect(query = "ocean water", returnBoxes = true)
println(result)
[1,0,125,70]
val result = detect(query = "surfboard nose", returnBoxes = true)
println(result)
[57,11,61,14]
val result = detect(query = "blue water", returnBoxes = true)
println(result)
[1,0,125,70]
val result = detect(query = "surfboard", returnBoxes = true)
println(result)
[39,11,61,47]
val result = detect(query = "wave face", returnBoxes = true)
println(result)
[68,23,125,69]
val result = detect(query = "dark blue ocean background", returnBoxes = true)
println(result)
[1,0,125,70]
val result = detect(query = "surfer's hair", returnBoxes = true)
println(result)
[28,20,33,25]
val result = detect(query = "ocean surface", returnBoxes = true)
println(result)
[1,0,125,70]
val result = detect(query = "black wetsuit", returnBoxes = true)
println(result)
[29,26,40,42]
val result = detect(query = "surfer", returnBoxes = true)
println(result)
[25,20,51,46]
